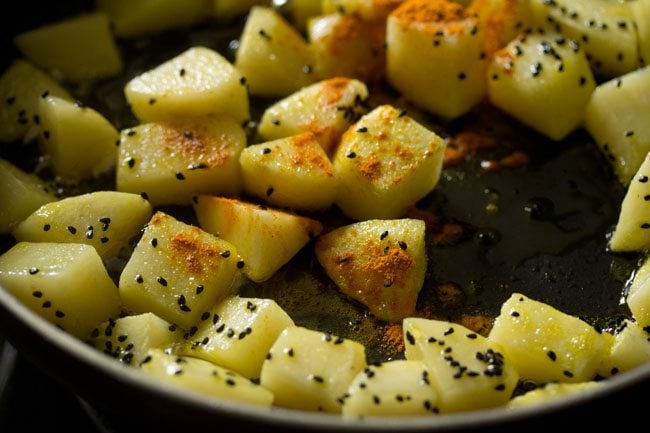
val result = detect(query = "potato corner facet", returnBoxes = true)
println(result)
[333,104,445,220]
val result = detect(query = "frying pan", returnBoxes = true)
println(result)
[1,1,649,431]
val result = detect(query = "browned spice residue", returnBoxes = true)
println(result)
[392,0,464,24]
[444,131,497,168]
[459,314,493,337]
[481,150,530,172]
[170,228,220,275]
[380,323,405,353]
[432,223,465,247]
[367,247,413,285]
[435,282,464,309]
[358,154,382,180]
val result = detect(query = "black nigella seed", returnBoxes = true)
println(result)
[266,187,274,197]
[140,192,149,200]
[271,118,280,125]
[32,291,43,298]
[334,336,344,345]
[127,130,136,136]
[41,90,50,98]
[226,328,235,338]
[640,176,649,183]
[547,350,557,361]
[398,241,407,250]
[563,370,574,378]
[311,375,324,383]
[201,337,210,345]
[380,231,389,240]
[262,147,271,154]
[157,276,168,286]
[127,158,135,168]
[405,331,415,345]
[196,285,204,294]
[225,379,236,387]
[444,327,454,336]
[641,223,650,229]
[511,311,520,317]
[458,72,467,80]
[239,76,246,85]
[373,395,380,405]
[180,305,192,312]
[43,224,51,231]
[179,68,186,77]
[99,217,111,230]
[42,301,51,308]
[29,267,39,275]
[220,250,231,258]
[43,130,50,139]
[246,301,257,312]
[258,29,271,40]
[6,96,15,105]
[201,312,210,321]
[67,226,77,234]
[178,295,186,305]
[346,152,356,158]
[237,259,245,269]
[148,98,156,105]
[151,238,158,247]
[86,226,94,239]
[466,333,477,339]
[100,237,109,243]
[117,334,128,343]
[216,324,225,333]
[55,310,65,318]
[645,195,650,201]
[212,314,220,324]
[183,129,193,139]
[531,62,542,77]
[176,172,185,180]
[494,384,506,391]
[285,347,294,357]
[625,131,635,137]
[357,126,368,133]
[33,114,40,125]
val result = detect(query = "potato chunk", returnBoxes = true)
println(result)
[13,191,152,261]
[193,196,323,282]
[633,0,650,66]
[0,159,56,234]
[257,77,369,156]
[585,66,650,185]
[386,0,487,119]
[342,360,440,417]
[487,33,595,141]
[38,96,119,182]
[140,349,274,406]
[125,46,249,124]
[598,320,650,376]
[240,132,337,211]
[181,296,294,379]
[0,60,70,143]
[116,116,245,206]
[119,212,242,329]
[259,326,366,413]
[0,242,121,338]
[507,382,603,409]
[97,0,210,38]
[14,12,123,82]
[235,6,316,97]
[529,0,638,78]
[489,293,611,383]
[332,104,445,220]
[627,257,650,328]
[404,318,519,413]
[315,219,426,322]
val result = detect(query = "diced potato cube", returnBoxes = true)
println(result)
[0,242,121,338]
[97,0,210,38]
[321,0,404,20]
[342,360,440,417]
[489,293,611,383]
[235,6,316,97]
[14,12,123,82]
[487,33,595,141]
[529,0,639,78]
[315,219,427,322]
[240,132,337,211]
[308,13,386,84]
[12,191,152,261]
[466,0,533,57]
[88,313,182,366]
[386,0,487,119]
[507,382,603,409]
[116,116,245,206]
[181,296,294,379]
[332,104,445,220]
[584,66,650,185]
[627,257,650,328]
[609,153,650,251]
[140,349,274,406]
[259,326,366,412]
[633,0,650,66]
[119,212,242,329]
[258,77,369,156]
[38,96,119,182]
[0,60,70,143]
[404,318,519,413]
[125,46,249,124]
[598,320,650,376]
[0,159,56,234]
[193,196,323,282]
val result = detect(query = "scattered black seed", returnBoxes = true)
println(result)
[266,352,272,360]
[67,226,77,234]
[127,130,136,136]
[237,259,245,269]
[262,147,271,154]
[183,129,193,139]
[140,192,149,200]
[266,187,274,197]
[398,241,407,250]
[458,72,466,80]
[640,176,649,183]
[334,336,344,345]
[226,328,235,338]
[617,21,627,29]
[531,62,543,77]
[42,301,51,308]
[357,126,368,133]
[55,310,65,318]
[258,29,271,40]
[271,118,280,125]
[179,68,186,77]
[43,130,50,139]
[85,226,94,239]
[346,152,356,158]
[41,90,50,98]
[33,114,40,125]
[625,131,635,137]
[616,78,622,87]
[466,333,477,339]
[216,324,225,333]
[220,250,231,258]
[175,172,185,180]
[641,223,650,229]
[579,76,587,86]
[311,375,324,383]
[28,267,39,275]
[43,224,51,232]
[563,370,574,378]
[547,350,557,361]
[302,64,312,74]
[157,276,168,286]
[100,237,109,243]
[494,384,506,391]
[196,285,204,294]
[511,311,520,317]
[444,327,454,336]
[372,395,380,405]
[117,334,128,343]
[285,347,294,357]
[6,96,15,105]
[148,98,156,105]
[246,301,257,312]
[405,331,415,345]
